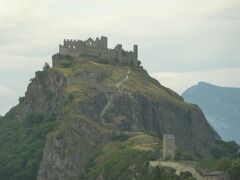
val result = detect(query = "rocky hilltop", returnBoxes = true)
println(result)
[0,54,236,180]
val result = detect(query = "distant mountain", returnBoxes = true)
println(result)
[182,82,240,144]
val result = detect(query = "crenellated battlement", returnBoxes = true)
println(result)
[58,36,138,66]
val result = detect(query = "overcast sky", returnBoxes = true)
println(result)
[0,0,240,115]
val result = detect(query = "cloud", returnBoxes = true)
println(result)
[151,67,240,94]
[0,0,240,115]
[0,85,17,116]
[0,55,51,71]
[0,85,16,97]
[0,54,52,116]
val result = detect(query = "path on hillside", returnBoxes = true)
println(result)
[100,96,114,118]
[149,161,203,180]
[115,69,130,88]
[100,68,131,123]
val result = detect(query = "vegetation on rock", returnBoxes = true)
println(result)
[0,113,58,180]
[0,55,238,180]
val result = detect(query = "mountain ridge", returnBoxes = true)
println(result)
[182,81,240,144]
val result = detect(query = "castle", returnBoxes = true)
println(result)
[58,36,138,66]
[163,134,176,160]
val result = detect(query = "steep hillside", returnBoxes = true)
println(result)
[0,55,235,180]
[182,82,240,144]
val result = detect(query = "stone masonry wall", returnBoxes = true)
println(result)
[57,36,138,66]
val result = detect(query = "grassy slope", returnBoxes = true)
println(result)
[55,57,190,110]
[85,133,160,180]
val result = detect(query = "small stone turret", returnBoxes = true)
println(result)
[134,45,138,60]
[100,36,108,49]
[57,36,138,67]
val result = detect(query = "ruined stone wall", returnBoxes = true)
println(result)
[59,44,117,61]
[121,51,138,66]
[58,37,138,66]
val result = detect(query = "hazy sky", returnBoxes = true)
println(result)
[0,0,240,115]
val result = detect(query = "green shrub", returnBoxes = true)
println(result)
[228,158,240,180]
[18,96,25,104]
[212,140,240,159]
[216,158,231,171]
[61,61,73,68]
[111,134,129,141]
[24,112,44,126]
[179,171,196,179]
[174,147,183,161]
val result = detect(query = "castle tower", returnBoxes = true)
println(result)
[100,36,108,49]
[163,134,176,160]
[115,44,123,63]
[133,44,138,60]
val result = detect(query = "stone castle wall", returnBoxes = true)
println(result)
[58,36,138,66]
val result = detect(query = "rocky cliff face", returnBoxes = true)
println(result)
[0,54,229,180]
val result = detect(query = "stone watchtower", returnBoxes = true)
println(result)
[163,134,176,160]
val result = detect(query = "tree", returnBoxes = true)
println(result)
[179,171,197,180]
[216,158,231,171]
[18,96,25,103]
[151,166,162,180]
[174,147,182,161]
[228,158,240,180]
